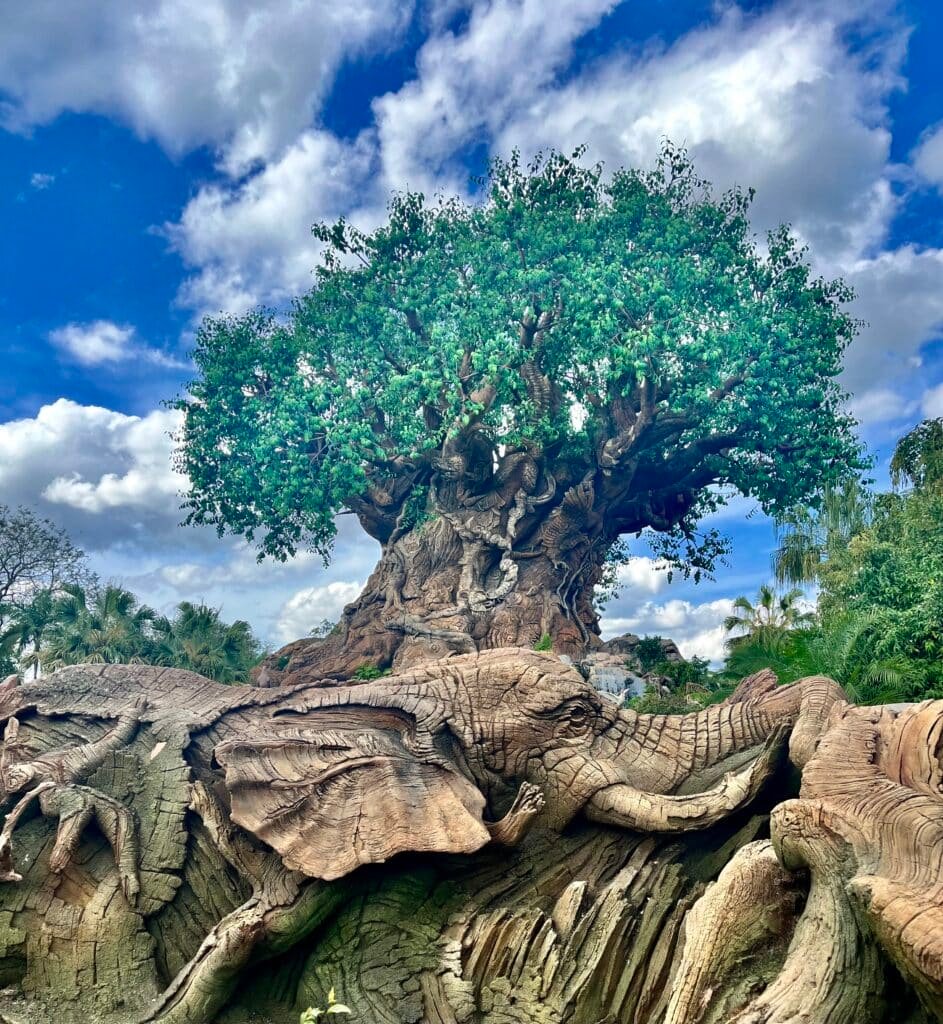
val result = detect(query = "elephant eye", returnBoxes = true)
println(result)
[558,702,594,736]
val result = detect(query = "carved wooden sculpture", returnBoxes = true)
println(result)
[0,652,938,1023]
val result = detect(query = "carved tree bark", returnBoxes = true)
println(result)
[256,378,726,685]
[0,654,939,1024]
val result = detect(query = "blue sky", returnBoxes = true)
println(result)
[2,0,943,660]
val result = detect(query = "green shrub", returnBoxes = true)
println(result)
[353,662,389,680]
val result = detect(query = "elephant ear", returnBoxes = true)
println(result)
[214,712,489,881]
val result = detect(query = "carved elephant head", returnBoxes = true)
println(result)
[215,650,807,881]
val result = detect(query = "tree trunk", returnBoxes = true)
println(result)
[256,487,609,685]
[0,657,940,1024]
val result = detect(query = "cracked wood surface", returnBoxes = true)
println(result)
[0,651,936,1022]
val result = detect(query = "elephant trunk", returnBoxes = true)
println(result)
[585,723,790,833]
[622,674,846,793]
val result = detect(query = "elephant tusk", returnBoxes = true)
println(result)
[585,723,790,833]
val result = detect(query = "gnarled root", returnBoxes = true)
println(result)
[664,840,803,1024]
[41,782,141,904]
[717,700,943,1024]
[731,798,886,1024]
[143,782,340,1024]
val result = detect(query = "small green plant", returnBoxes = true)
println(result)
[533,633,553,652]
[300,987,351,1022]
[353,662,388,680]
[635,636,668,673]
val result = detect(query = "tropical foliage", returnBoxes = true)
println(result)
[722,584,813,647]
[1,583,263,684]
[722,418,943,703]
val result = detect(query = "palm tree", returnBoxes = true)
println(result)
[890,418,943,492]
[724,609,918,705]
[0,589,57,678]
[773,478,871,586]
[150,601,261,684]
[41,584,155,670]
[723,585,813,648]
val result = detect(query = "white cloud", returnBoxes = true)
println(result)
[0,400,186,548]
[848,387,917,425]
[615,556,671,595]
[372,0,616,194]
[48,319,188,369]
[913,122,943,189]
[923,382,943,419]
[159,543,321,589]
[168,130,383,313]
[49,320,133,365]
[275,581,363,643]
[841,247,943,392]
[29,171,54,190]
[601,597,736,664]
[493,3,902,267]
[0,0,410,173]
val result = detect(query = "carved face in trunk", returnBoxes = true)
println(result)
[216,650,787,880]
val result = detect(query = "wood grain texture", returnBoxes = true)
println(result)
[0,651,935,1023]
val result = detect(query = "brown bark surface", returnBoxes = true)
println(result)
[253,372,727,686]
[254,489,611,685]
[0,652,937,1023]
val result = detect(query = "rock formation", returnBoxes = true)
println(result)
[0,653,938,1023]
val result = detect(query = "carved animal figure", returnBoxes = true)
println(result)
[0,653,938,1024]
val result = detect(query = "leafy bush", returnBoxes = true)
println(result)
[634,636,668,672]
[353,663,389,680]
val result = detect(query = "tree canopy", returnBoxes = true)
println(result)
[726,419,943,703]
[0,504,94,610]
[1,583,263,684]
[178,145,864,577]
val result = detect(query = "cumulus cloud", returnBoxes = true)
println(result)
[923,382,943,419]
[275,581,364,643]
[841,247,943,394]
[913,122,943,190]
[49,320,134,364]
[494,3,900,266]
[48,319,188,369]
[0,399,186,549]
[29,171,54,190]
[160,546,318,590]
[0,0,410,173]
[372,0,616,194]
[167,130,383,313]
[848,387,918,425]
[601,597,736,664]
[614,557,672,596]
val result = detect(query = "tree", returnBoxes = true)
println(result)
[150,601,262,683]
[890,417,943,491]
[0,589,57,679]
[634,635,671,673]
[723,584,813,648]
[773,477,871,586]
[39,583,155,671]
[177,145,864,681]
[0,505,94,617]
